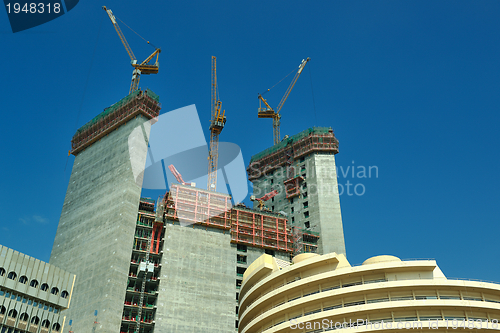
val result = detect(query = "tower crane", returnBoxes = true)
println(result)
[251,190,279,211]
[258,58,310,145]
[103,6,161,94]
[207,56,227,192]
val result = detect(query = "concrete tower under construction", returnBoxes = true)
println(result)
[247,127,346,256]
[50,89,161,333]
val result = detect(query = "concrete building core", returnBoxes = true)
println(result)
[0,245,75,333]
[239,253,500,333]
[247,127,346,256]
[50,89,161,333]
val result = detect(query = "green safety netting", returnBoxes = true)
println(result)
[249,127,332,163]
[145,88,160,103]
[74,89,160,136]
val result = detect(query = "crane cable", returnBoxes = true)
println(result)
[116,16,158,50]
[260,66,297,96]
[65,11,105,172]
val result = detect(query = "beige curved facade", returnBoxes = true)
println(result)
[238,253,500,333]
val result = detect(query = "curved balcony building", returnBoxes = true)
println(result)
[238,253,500,333]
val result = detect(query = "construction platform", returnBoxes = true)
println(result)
[160,184,318,254]
[71,89,161,155]
[247,127,339,181]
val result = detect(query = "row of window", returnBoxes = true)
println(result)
[0,269,68,298]
[0,290,61,314]
[0,306,61,330]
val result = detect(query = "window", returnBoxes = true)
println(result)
[20,313,29,322]
[291,207,294,213]
[265,249,275,256]
[7,309,17,318]
[236,244,247,253]
[236,279,242,288]
[300,157,305,162]
[30,279,39,288]
[19,275,28,284]
[0,306,5,315]
[52,323,61,331]
[50,287,59,295]
[236,267,246,277]
[235,320,239,329]
[237,255,247,264]
[271,179,274,184]
[300,165,306,172]
[0,268,5,276]
[291,217,295,223]
[303,201,308,208]
[305,221,310,229]
[40,283,49,292]
[236,292,239,301]
[271,197,274,202]
[236,306,239,314]
[31,316,40,325]
[271,206,274,211]
[290,198,294,204]
[41,319,50,328]
[304,211,309,218]
[303,182,307,189]
[302,191,308,198]
[7,271,17,280]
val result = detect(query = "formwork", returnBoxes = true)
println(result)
[230,206,293,253]
[247,127,339,181]
[162,185,295,253]
[164,184,232,230]
[71,89,161,155]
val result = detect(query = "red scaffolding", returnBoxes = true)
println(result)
[247,127,339,181]
[162,185,294,253]
[164,184,232,230]
[230,206,293,253]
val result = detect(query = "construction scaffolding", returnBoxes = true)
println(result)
[164,184,232,230]
[292,226,320,256]
[247,127,339,181]
[71,89,161,155]
[161,185,296,253]
[230,205,293,253]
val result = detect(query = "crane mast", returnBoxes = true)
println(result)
[207,56,226,192]
[258,57,310,145]
[103,6,161,94]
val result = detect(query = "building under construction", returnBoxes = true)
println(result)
[248,127,346,256]
[49,89,342,333]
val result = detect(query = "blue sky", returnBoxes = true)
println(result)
[1,1,499,283]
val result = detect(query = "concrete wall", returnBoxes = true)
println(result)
[155,223,236,333]
[308,154,346,255]
[49,115,150,333]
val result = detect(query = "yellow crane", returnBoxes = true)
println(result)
[103,6,161,94]
[207,56,227,192]
[258,57,310,145]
